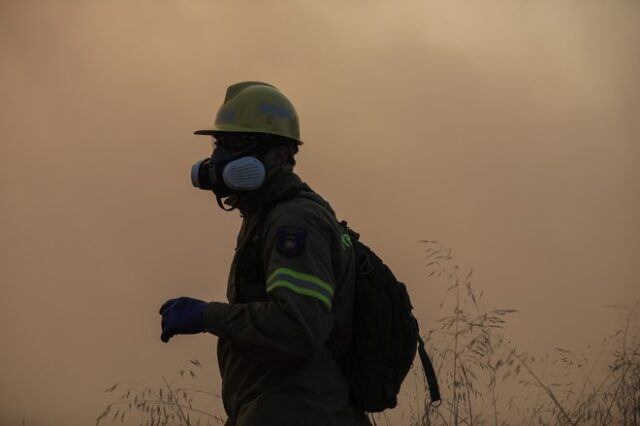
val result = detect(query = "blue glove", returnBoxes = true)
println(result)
[159,297,208,343]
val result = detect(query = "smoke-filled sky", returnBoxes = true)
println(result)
[1,1,638,424]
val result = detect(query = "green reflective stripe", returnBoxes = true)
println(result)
[267,273,333,302]
[266,280,332,309]
[340,233,352,249]
[266,267,334,309]
[267,267,334,296]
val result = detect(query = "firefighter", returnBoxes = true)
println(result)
[159,82,368,425]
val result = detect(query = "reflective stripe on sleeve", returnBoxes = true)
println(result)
[266,267,334,309]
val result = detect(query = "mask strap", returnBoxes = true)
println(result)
[245,144,270,162]
[216,194,237,212]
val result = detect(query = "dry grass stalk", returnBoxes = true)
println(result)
[96,359,224,426]
[415,240,640,426]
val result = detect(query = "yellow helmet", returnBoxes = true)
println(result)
[194,81,302,144]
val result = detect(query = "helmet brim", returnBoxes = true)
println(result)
[193,129,218,136]
[193,128,303,145]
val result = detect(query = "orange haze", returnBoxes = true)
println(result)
[1,1,639,424]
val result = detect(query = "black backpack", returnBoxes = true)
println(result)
[254,188,441,412]
[338,221,440,412]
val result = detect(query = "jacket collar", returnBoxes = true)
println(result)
[235,164,308,216]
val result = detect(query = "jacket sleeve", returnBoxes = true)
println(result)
[202,207,336,360]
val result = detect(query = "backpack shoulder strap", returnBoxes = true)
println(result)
[418,336,441,405]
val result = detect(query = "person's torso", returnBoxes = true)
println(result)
[217,176,359,425]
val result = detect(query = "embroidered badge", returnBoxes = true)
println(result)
[276,226,307,257]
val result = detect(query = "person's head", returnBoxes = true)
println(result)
[190,82,301,209]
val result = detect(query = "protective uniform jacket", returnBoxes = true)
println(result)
[203,165,367,426]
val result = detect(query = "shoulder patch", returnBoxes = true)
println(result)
[276,226,307,257]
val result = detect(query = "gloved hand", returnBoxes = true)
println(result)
[159,297,208,343]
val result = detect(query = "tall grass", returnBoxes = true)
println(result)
[98,241,639,425]
[96,359,224,426]
[415,241,639,426]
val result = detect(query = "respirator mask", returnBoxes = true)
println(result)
[191,139,268,210]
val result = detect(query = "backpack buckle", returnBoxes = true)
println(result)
[359,252,374,274]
